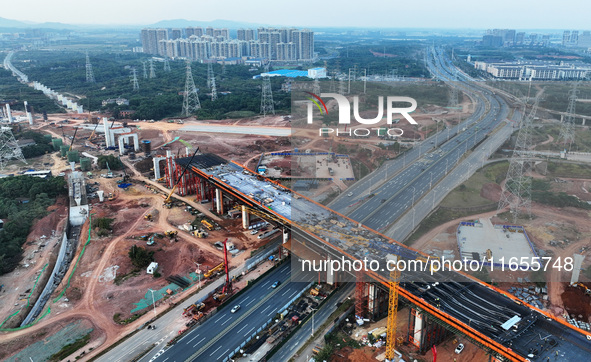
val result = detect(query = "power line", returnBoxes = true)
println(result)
[163,58,171,72]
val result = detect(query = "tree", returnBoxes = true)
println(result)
[128,245,154,268]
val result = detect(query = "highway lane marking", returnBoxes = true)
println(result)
[261,281,270,287]
[242,296,250,302]
[188,334,201,343]
[247,327,255,335]
[193,337,206,347]
[237,324,249,334]
[261,305,271,314]
[221,317,232,326]
[210,345,222,356]
[246,299,255,306]
[289,290,298,299]
[267,307,276,316]
[221,348,230,359]
[213,315,225,323]
[281,289,290,296]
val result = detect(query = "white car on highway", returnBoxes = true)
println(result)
[231,305,241,313]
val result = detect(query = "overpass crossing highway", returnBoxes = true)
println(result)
[172,149,591,361]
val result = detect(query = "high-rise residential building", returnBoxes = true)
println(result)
[141,28,169,55]
[563,31,571,45]
[294,29,314,60]
[213,28,230,40]
[170,28,183,40]
[579,31,591,48]
[515,32,525,45]
[571,31,579,44]
[237,29,255,41]
[141,27,313,61]
[186,27,204,38]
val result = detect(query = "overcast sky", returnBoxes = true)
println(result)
[3,0,590,29]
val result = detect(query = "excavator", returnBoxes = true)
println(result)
[163,147,200,208]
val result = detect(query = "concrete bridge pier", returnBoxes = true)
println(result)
[407,308,452,354]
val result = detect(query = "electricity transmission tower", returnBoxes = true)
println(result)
[498,94,541,223]
[182,62,201,116]
[260,65,275,116]
[163,58,171,72]
[207,63,217,101]
[338,76,346,95]
[0,126,27,169]
[207,63,214,88]
[211,76,218,101]
[329,72,336,92]
[85,52,95,83]
[142,61,148,79]
[313,78,320,95]
[149,59,156,78]
[558,82,578,149]
[131,68,139,91]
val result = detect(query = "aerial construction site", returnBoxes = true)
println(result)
[1,19,591,362]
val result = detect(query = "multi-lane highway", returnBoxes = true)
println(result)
[151,261,312,362]
[329,47,510,233]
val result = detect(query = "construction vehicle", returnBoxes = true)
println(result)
[192,311,204,322]
[201,219,215,231]
[119,156,130,182]
[145,214,153,221]
[165,230,178,238]
[147,235,155,246]
[204,263,224,278]
[107,192,115,201]
[163,147,200,208]
[575,283,591,295]
[105,162,113,178]
[192,229,208,238]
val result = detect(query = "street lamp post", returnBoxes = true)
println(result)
[429,172,433,189]
[148,289,157,317]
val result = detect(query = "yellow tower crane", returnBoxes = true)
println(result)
[385,255,401,361]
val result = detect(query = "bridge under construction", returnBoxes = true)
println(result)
[160,153,591,361]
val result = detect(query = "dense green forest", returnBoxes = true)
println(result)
[12,51,291,120]
[0,176,67,275]
[7,43,429,121]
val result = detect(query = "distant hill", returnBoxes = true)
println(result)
[148,19,270,29]
[0,16,79,30]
